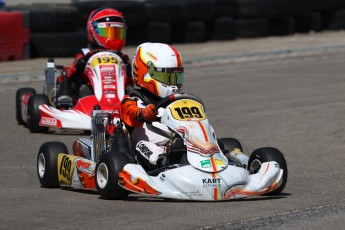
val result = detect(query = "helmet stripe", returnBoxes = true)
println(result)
[168,45,182,67]
[138,47,147,64]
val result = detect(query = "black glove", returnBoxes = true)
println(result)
[75,58,87,73]
[75,52,93,72]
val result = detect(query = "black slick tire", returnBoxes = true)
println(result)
[248,147,288,195]
[16,87,36,125]
[218,137,243,161]
[37,142,68,188]
[95,153,129,200]
[27,94,49,133]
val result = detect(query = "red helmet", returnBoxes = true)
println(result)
[87,8,126,51]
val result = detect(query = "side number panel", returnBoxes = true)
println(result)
[58,154,78,185]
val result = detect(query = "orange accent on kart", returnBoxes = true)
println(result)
[212,173,218,200]
[197,121,208,142]
[76,159,96,189]
[214,188,218,200]
[118,170,160,195]
[77,171,95,189]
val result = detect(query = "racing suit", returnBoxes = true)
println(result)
[122,88,170,169]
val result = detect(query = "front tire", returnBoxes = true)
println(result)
[218,137,243,161]
[27,94,49,133]
[37,142,68,188]
[248,147,288,195]
[95,153,129,200]
[16,87,36,125]
[218,137,243,152]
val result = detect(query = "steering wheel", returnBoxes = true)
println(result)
[154,93,205,109]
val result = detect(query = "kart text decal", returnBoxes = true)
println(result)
[40,117,57,126]
[58,154,77,185]
[169,99,206,121]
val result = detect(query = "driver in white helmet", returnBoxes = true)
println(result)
[121,42,184,169]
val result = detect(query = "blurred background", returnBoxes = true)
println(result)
[1,0,345,61]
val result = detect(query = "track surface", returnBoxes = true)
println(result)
[1,34,345,229]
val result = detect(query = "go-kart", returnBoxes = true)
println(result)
[16,51,127,133]
[36,93,288,201]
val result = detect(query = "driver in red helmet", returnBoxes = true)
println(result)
[57,8,134,106]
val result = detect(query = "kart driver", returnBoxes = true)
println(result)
[57,8,134,107]
[121,42,184,169]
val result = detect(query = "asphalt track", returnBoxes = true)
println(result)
[1,32,345,229]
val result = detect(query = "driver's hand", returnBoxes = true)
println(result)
[75,52,93,72]
[142,104,157,122]
[75,58,87,72]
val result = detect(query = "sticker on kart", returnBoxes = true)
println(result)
[58,154,78,185]
[169,99,206,121]
[57,154,96,188]
[89,53,120,69]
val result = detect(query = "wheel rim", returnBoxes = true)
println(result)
[97,163,109,189]
[249,159,262,174]
[38,153,46,178]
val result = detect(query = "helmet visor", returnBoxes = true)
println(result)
[95,23,126,40]
[148,62,184,85]
[93,16,126,40]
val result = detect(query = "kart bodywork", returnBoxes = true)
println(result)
[37,94,288,201]
[16,51,126,132]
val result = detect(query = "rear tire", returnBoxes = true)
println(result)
[95,153,129,199]
[27,94,49,133]
[16,88,36,125]
[37,142,68,188]
[78,84,93,98]
[248,147,288,195]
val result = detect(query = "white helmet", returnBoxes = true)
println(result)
[132,42,184,98]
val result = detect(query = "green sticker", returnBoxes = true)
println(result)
[201,159,211,168]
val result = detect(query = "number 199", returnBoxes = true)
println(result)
[174,106,203,119]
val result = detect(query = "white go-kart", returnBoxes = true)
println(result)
[37,93,287,201]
